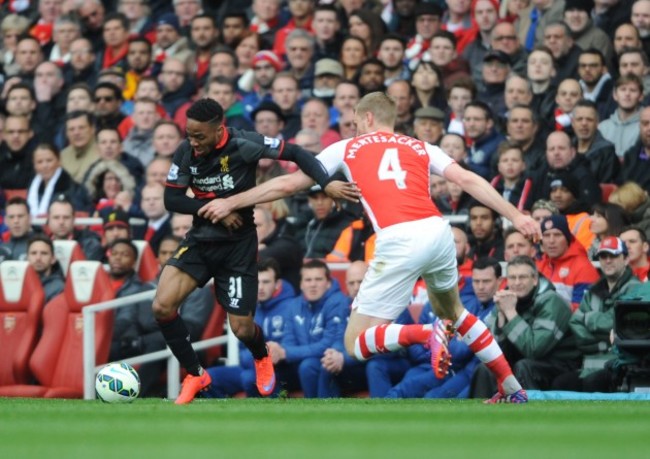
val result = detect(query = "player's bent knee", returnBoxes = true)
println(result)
[229,316,255,341]
[151,296,178,320]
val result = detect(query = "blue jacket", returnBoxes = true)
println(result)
[281,282,349,363]
[467,128,504,180]
[240,280,296,370]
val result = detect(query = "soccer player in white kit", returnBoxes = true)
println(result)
[199,92,541,402]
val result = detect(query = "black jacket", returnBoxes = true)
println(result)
[259,218,303,291]
[619,140,650,191]
[531,155,602,206]
[577,131,620,184]
[0,138,37,189]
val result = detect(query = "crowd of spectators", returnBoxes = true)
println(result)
[1,0,650,398]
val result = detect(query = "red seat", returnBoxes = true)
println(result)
[0,262,45,386]
[132,240,159,282]
[3,189,27,201]
[53,240,87,276]
[0,261,114,398]
[328,265,349,296]
[600,183,618,203]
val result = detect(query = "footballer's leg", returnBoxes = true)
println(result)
[428,286,526,402]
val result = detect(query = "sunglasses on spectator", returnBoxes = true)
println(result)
[95,95,116,102]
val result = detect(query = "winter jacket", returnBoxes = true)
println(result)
[84,160,137,205]
[536,240,600,311]
[570,267,639,376]
[619,140,650,192]
[122,127,156,168]
[578,131,620,183]
[490,174,534,211]
[485,280,580,366]
[298,208,355,259]
[0,139,36,189]
[280,282,349,363]
[60,141,100,184]
[40,264,65,304]
[467,128,504,180]
[259,220,303,291]
[531,155,601,207]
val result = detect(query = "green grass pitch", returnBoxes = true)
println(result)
[1,398,649,459]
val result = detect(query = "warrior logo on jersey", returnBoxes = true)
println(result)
[264,136,281,149]
[167,164,179,181]
[220,155,230,172]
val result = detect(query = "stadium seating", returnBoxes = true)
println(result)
[132,240,159,282]
[0,261,114,398]
[600,183,617,203]
[53,240,87,276]
[3,189,27,201]
[0,262,46,386]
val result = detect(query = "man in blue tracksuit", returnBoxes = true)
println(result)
[267,259,349,397]
[206,259,295,397]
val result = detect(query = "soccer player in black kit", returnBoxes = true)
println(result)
[155,99,352,404]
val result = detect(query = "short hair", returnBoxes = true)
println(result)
[7,82,36,101]
[65,110,95,126]
[621,225,648,243]
[94,81,123,100]
[615,73,644,92]
[27,234,54,253]
[128,36,152,53]
[496,139,523,160]
[285,28,315,51]
[619,46,650,66]
[186,98,224,125]
[432,30,457,47]
[531,199,559,214]
[212,46,239,69]
[207,75,236,92]
[34,142,61,159]
[379,33,405,49]
[530,45,555,61]
[507,255,539,276]
[314,3,338,17]
[48,196,74,213]
[579,47,606,66]
[67,82,93,100]
[153,119,182,136]
[160,234,182,246]
[54,13,81,31]
[543,20,572,37]
[258,258,282,280]
[301,258,331,280]
[573,98,598,113]
[509,103,539,124]
[464,100,494,121]
[191,13,217,28]
[355,91,397,127]
[109,238,138,258]
[103,12,129,31]
[504,227,533,245]
[16,34,41,49]
[468,199,498,219]
[7,196,29,213]
[447,77,477,100]
[220,11,249,27]
[96,126,122,141]
[472,256,502,278]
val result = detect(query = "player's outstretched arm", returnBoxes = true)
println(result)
[198,171,315,223]
[443,163,541,241]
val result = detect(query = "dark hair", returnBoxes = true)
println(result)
[67,82,93,101]
[212,46,239,69]
[104,12,129,31]
[16,34,41,49]
[301,258,331,280]
[465,100,494,121]
[509,103,539,124]
[615,73,644,92]
[621,225,648,243]
[472,256,502,278]
[221,11,249,27]
[27,234,54,253]
[619,46,649,66]
[186,98,224,125]
[207,75,236,92]
[468,198,498,219]
[94,81,123,101]
[34,142,61,159]
[447,76,477,99]
[128,36,152,53]
[65,110,95,126]
[433,30,457,47]
[258,258,282,280]
[341,35,369,61]
[579,47,606,66]
[591,202,630,236]
[109,238,138,258]
[48,195,74,213]
[7,196,29,212]
[496,139,523,160]
[314,3,338,16]
[96,126,123,141]
[191,13,217,28]
[6,82,36,101]
[379,33,406,48]
[573,98,598,112]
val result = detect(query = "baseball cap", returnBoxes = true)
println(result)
[315,58,344,78]
[483,50,511,65]
[596,236,628,257]
[414,106,445,121]
[103,209,130,229]
[307,185,325,196]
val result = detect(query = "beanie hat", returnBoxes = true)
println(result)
[252,50,283,72]
[549,172,581,199]
[541,215,573,243]
[564,0,594,14]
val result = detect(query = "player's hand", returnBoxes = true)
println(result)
[512,214,542,243]
[321,348,344,374]
[220,212,243,230]
[198,198,234,223]
[324,180,360,203]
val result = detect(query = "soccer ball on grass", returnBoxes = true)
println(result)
[95,362,140,403]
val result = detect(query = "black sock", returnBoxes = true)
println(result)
[157,313,202,376]
[242,324,268,360]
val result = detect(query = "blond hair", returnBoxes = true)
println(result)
[356,92,397,128]
[608,181,647,213]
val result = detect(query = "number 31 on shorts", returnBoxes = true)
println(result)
[378,148,407,189]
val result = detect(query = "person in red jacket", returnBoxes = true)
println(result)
[536,215,599,311]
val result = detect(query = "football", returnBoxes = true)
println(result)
[95,362,141,403]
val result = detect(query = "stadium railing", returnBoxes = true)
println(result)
[82,290,239,400]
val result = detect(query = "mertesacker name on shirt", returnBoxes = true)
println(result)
[346,134,426,159]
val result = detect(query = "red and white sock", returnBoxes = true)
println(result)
[354,324,433,361]
[454,309,522,395]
